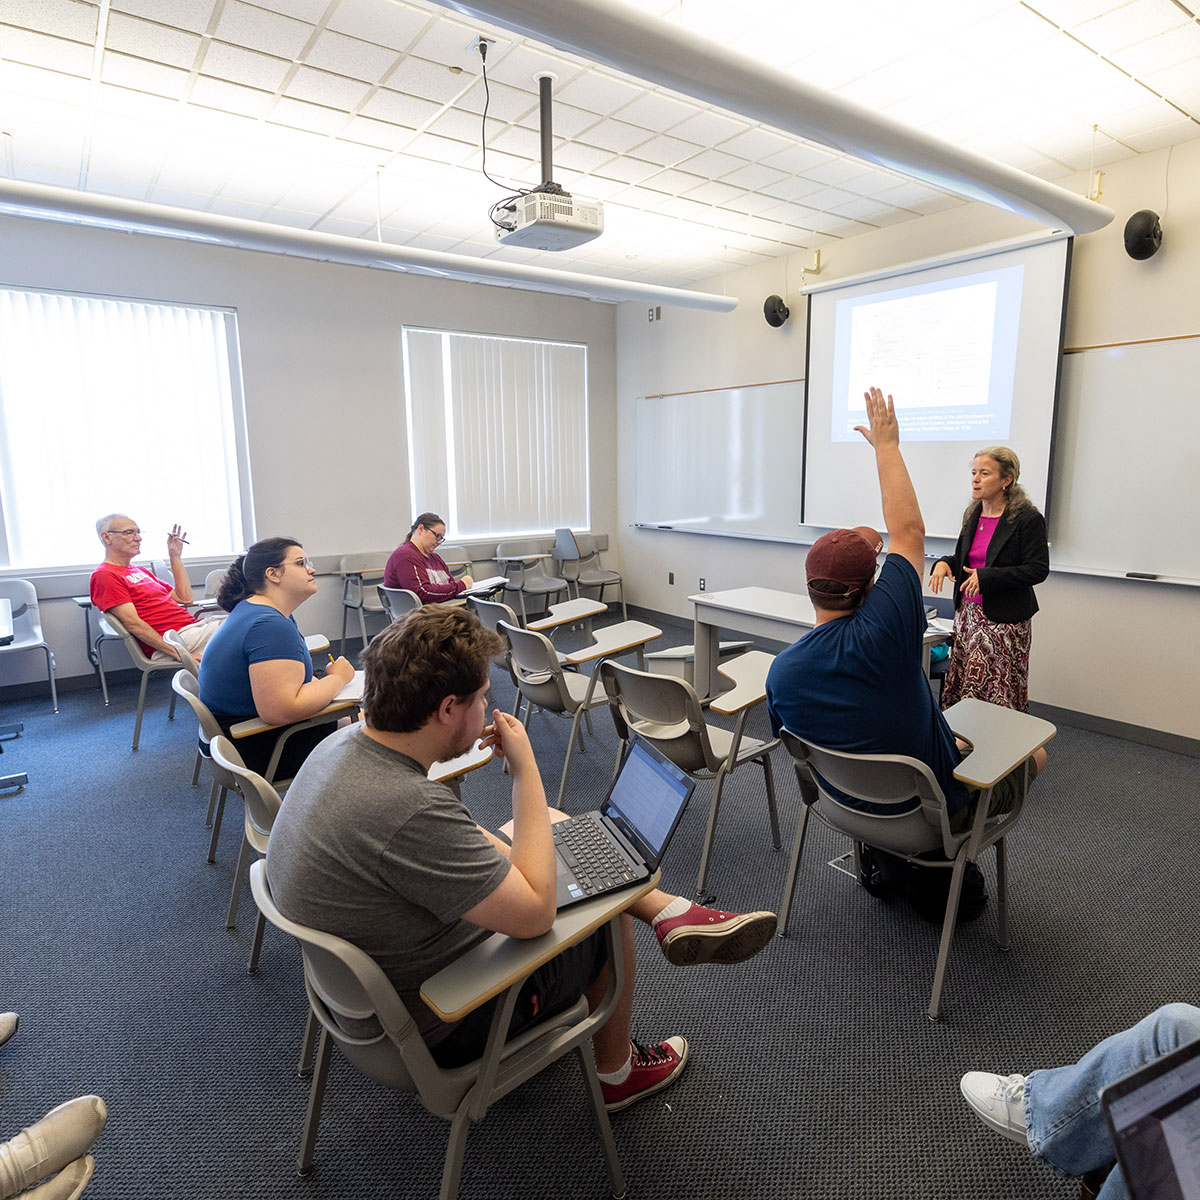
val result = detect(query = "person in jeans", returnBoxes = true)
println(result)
[961,1003,1200,1199]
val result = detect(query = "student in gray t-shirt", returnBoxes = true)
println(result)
[267,605,778,1114]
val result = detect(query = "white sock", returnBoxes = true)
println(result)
[651,896,691,928]
[597,1048,633,1085]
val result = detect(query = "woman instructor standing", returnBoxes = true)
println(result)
[930,447,1049,713]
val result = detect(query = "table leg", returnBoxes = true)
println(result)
[692,612,721,702]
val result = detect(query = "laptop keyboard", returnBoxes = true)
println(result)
[554,815,640,896]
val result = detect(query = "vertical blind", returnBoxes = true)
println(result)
[0,288,250,570]
[403,328,589,539]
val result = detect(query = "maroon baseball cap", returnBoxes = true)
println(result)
[806,526,884,598]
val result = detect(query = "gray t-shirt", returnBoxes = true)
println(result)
[266,724,511,1046]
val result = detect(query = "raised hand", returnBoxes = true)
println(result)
[853,386,899,449]
[166,523,188,558]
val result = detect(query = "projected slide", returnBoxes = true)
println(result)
[831,266,1023,443]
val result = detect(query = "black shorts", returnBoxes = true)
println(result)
[429,929,608,1068]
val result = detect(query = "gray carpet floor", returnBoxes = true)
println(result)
[1,616,1197,1199]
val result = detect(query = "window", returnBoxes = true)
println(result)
[0,287,252,570]
[402,327,589,539]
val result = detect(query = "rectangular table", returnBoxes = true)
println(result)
[691,586,948,701]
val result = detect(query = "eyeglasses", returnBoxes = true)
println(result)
[109,528,141,538]
[423,528,446,544]
[287,557,314,570]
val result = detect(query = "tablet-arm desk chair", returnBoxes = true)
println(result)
[0,579,57,713]
[212,737,282,974]
[377,585,422,623]
[778,698,1055,1021]
[338,554,388,653]
[495,540,569,625]
[438,545,472,581]
[97,610,178,749]
[249,860,654,1200]
[601,651,781,903]
[553,529,626,621]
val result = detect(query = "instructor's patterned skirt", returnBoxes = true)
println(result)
[939,601,1032,713]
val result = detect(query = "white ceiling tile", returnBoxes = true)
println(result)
[1142,57,1200,99]
[361,88,441,128]
[316,214,376,238]
[551,141,613,173]
[631,134,701,167]
[577,119,652,155]
[640,168,706,195]
[556,70,646,116]
[482,42,586,91]
[802,157,875,188]
[287,65,372,110]
[824,218,878,239]
[714,127,794,161]
[0,27,94,75]
[304,29,400,83]
[105,12,203,70]
[718,162,786,190]
[3,0,97,43]
[326,0,433,53]
[682,178,744,205]
[760,142,836,175]
[0,60,91,106]
[108,0,215,37]
[830,194,896,221]
[252,0,329,23]
[455,78,538,122]
[409,15,494,69]
[593,156,660,185]
[669,109,750,147]
[218,161,294,202]
[269,96,350,137]
[276,168,371,213]
[199,41,292,91]
[405,130,476,166]
[213,2,314,60]
[80,171,155,200]
[651,195,718,222]
[94,82,180,125]
[189,74,276,120]
[385,55,470,104]
[100,52,190,100]
[718,190,787,216]
[1122,117,1200,153]
[1032,0,1120,28]
[340,114,414,151]
[8,161,81,188]
[678,147,745,178]
[1100,98,1186,138]
[614,91,701,132]
[207,194,276,221]
[905,192,966,215]
[488,125,542,159]
[1114,22,1200,77]
[942,7,1056,60]
[515,102,598,140]
[430,108,485,144]
[1072,1,1186,54]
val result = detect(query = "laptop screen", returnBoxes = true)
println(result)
[602,739,694,865]
[1103,1037,1200,1200]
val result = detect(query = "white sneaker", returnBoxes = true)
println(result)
[960,1072,1029,1145]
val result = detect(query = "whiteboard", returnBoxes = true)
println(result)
[634,382,805,541]
[1050,337,1199,580]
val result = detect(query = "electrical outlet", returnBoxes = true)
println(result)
[668,571,674,585]
[647,306,655,322]
[699,577,706,591]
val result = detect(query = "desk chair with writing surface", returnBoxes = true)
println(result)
[778,698,1055,1020]
[96,609,177,749]
[0,579,57,713]
[495,540,569,625]
[601,652,781,903]
[338,553,388,653]
[467,597,525,716]
[377,585,422,623]
[438,544,472,581]
[553,529,626,621]
[249,859,638,1200]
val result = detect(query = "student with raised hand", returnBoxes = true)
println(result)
[198,537,354,778]
[930,446,1049,713]
[383,512,473,603]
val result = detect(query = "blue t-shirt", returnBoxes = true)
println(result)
[198,601,312,718]
[765,555,969,815]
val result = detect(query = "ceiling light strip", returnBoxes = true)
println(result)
[437,0,1115,235]
[0,177,738,311]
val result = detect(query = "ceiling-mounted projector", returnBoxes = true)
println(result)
[494,190,604,251]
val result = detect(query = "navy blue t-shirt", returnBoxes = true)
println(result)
[198,600,312,718]
[765,555,969,815]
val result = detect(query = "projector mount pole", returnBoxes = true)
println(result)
[534,72,566,197]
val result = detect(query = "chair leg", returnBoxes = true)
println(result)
[227,833,251,929]
[440,1107,473,1200]
[167,687,177,720]
[577,1044,626,1198]
[778,805,812,936]
[927,853,968,1021]
[762,755,782,849]
[297,1010,319,1077]
[44,646,58,714]
[204,780,219,827]
[357,605,368,652]
[96,641,110,706]
[618,581,627,623]
[191,751,203,787]
[995,837,1009,950]
[207,787,228,863]
[248,909,266,974]
[556,708,589,808]
[131,670,151,750]
[694,767,730,901]
[297,1027,331,1177]
[340,605,350,656]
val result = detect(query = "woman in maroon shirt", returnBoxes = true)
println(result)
[383,512,473,604]
[930,447,1049,712]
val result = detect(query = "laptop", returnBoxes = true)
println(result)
[554,737,696,909]
[1100,1034,1200,1200]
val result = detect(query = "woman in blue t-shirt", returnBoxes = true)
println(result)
[199,537,355,778]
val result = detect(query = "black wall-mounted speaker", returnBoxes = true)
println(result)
[764,294,790,327]
[1124,210,1162,260]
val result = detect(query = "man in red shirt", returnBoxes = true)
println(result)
[89,514,222,661]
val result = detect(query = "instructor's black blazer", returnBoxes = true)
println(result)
[937,505,1049,624]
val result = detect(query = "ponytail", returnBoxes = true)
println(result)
[405,512,444,544]
[217,537,301,610]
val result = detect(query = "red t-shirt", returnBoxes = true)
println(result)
[90,560,196,654]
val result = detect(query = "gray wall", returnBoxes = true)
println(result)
[614,140,1200,741]
[0,215,617,684]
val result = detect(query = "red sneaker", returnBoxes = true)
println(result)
[600,1038,689,1113]
[654,903,777,965]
